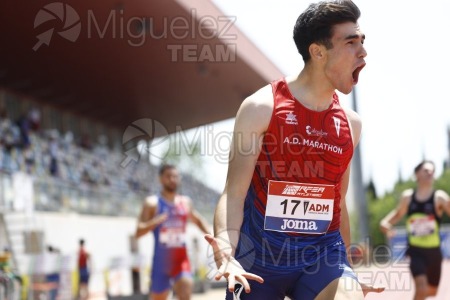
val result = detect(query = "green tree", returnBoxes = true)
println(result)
[367,178,415,246]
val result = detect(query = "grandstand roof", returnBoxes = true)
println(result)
[0,0,283,136]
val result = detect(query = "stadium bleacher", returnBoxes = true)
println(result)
[0,103,218,220]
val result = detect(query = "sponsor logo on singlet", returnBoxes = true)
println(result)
[306,125,328,136]
[281,185,326,197]
[285,112,298,125]
[281,219,318,231]
[332,116,341,137]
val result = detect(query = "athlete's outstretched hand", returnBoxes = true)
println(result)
[153,213,168,226]
[204,234,264,293]
[379,223,396,239]
[360,282,385,297]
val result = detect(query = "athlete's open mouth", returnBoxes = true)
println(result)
[352,63,366,84]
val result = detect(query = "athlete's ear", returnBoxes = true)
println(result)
[309,43,325,61]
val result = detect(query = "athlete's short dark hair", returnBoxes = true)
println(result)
[414,160,435,174]
[159,164,176,176]
[293,0,361,63]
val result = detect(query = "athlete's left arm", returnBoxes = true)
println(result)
[187,197,211,234]
[340,108,363,256]
[437,190,450,217]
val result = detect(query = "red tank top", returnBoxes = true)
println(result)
[78,249,88,268]
[250,78,354,233]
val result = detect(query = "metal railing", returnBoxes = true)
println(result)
[0,170,216,222]
[0,171,144,217]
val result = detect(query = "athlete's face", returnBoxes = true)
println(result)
[160,168,180,193]
[416,163,435,184]
[324,22,367,94]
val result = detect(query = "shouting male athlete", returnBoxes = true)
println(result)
[206,1,383,299]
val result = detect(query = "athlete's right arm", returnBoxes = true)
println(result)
[205,86,272,293]
[379,189,412,236]
[135,196,168,239]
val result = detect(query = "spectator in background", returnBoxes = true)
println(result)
[16,108,40,149]
[80,134,93,150]
[77,239,91,300]
[94,134,109,160]
[0,114,20,172]
[0,110,20,153]
[61,131,74,151]
[48,130,59,177]
[45,245,61,300]
[23,147,35,174]
[0,247,23,298]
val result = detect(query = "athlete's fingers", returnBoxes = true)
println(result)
[242,273,264,284]
[204,234,226,256]
[215,263,227,281]
[204,234,218,249]
[227,275,236,292]
[372,287,385,293]
[387,229,396,239]
[363,288,384,297]
[204,234,219,258]
[214,273,224,281]
[234,275,251,293]
[360,282,385,296]
[158,213,168,219]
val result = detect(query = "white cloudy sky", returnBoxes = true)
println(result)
[155,0,450,196]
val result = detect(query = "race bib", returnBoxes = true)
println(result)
[264,180,335,234]
[160,227,186,247]
[408,216,437,237]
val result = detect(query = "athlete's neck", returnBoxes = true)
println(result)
[161,190,176,203]
[415,183,434,200]
[287,67,336,112]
